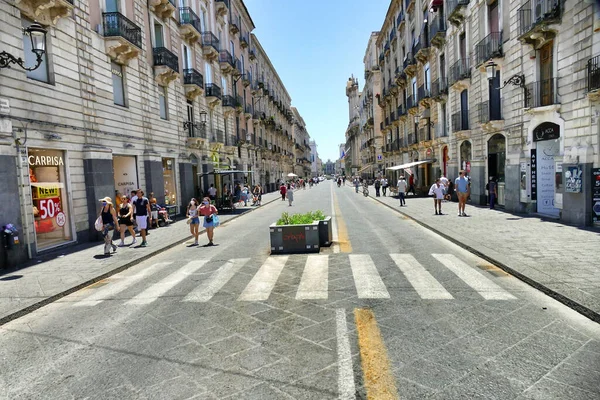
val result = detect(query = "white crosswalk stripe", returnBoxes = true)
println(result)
[432,254,517,300]
[126,260,208,305]
[75,262,173,306]
[183,258,250,302]
[349,254,390,299]
[296,255,329,300]
[238,256,289,301]
[390,254,454,299]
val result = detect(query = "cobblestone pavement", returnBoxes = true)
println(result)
[0,190,283,324]
[362,184,600,322]
[2,181,600,399]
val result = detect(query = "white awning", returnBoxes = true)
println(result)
[386,159,434,171]
[357,164,374,173]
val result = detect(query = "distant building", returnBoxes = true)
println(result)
[324,160,336,176]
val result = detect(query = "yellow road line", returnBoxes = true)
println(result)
[332,190,352,253]
[354,308,399,400]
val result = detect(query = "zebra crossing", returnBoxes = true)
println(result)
[73,253,517,307]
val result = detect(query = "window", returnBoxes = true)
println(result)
[186,100,195,137]
[111,62,126,106]
[159,86,168,120]
[106,0,120,12]
[205,62,212,84]
[424,63,430,91]
[183,44,192,69]
[230,40,235,58]
[221,76,227,95]
[200,8,207,31]
[154,22,164,47]
[22,19,49,83]
[412,77,417,101]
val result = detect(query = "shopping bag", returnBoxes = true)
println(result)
[94,216,103,232]
[213,214,220,227]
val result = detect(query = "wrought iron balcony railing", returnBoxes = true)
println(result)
[183,68,204,88]
[216,0,230,9]
[588,55,600,93]
[179,7,201,33]
[474,32,503,67]
[449,58,471,85]
[431,78,448,98]
[205,83,222,99]
[524,78,558,108]
[429,13,446,43]
[222,94,235,108]
[240,32,249,47]
[451,109,469,131]
[201,32,219,52]
[219,49,234,66]
[153,47,179,72]
[478,101,490,124]
[403,52,415,70]
[417,84,430,101]
[447,0,470,20]
[406,95,416,110]
[518,0,562,38]
[102,12,142,49]
[397,11,405,27]
[398,105,406,117]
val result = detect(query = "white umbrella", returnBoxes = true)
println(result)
[287,173,298,177]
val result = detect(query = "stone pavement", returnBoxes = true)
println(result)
[360,185,600,323]
[0,190,283,325]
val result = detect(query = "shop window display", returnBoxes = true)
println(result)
[28,149,72,249]
[163,158,177,205]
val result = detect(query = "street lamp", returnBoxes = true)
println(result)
[0,23,47,71]
[486,59,525,89]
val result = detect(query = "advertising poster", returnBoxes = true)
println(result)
[530,150,537,201]
[113,156,138,199]
[565,166,583,193]
[593,168,600,225]
[536,140,559,217]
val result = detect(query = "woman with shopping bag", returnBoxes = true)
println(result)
[199,197,218,246]
[97,196,119,255]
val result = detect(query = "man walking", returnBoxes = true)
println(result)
[354,177,360,193]
[374,178,381,197]
[397,175,407,206]
[208,184,217,202]
[381,177,388,196]
[133,189,151,246]
[455,170,470,217]
[408,174,416,195]
[487,176,498,209]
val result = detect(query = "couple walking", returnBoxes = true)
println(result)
[428,170,471,216]
[279,183,295,206]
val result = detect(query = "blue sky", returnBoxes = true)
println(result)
[245,0,391,163]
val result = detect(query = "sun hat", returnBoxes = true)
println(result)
[98,196,113,205]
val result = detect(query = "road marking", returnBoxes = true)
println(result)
[296,255,328,300]
[354,308,399,400]
[126,260,208,305]
[183,258,250,302]
[390,254,454,299]
[333,190,352,253]
[75,262,173,306]
[336,309,356,399]
[330,184,340,253]
[238,256,289,301]
[432,254,517,300]
[349,254,390,299]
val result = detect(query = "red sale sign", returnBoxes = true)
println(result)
[38,197,62,220]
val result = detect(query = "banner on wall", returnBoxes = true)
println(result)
[113,156,138,198]
[592,168,600,226]
[530,150,537,201]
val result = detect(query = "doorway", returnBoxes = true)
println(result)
[487,134,506,206]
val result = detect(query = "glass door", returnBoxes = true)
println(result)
[106,0,119,12]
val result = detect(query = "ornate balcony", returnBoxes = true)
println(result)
[398,105,407,120]
[474,32,503,67]
[149,0,176,20]
[15,0,74,26]
[379,52,385,67]
[179,7,201,43]
[429,13,446,48]
[222,95,236,112]
[215,0,229,18]
[587,55,600,101]
[243,70,252,87]
[183,68,204,100]
[384,41,391,56]
[448,0,470,26]
[524,78,559,109]
[403,52,416,76]
[390,30,397,46]
[417,84,431,105]
[405,0,415,14]
[397,11,405,29]
[249,48,256,60]
[240,32,249,48]
[431,78,448,101]
[452,109,469,132]
[102,12,142,65]
[415,31,430,63]
[205,83,222,104]
[518,0,562,48]
[406,96,418,112]
[153,47,179,85]
[219,50,234,73]
[201,32,219,61]
[229,20,239,35]
[245,104,253,119]
[396,69,407,86]
[448,58,471,89]
[477,100,504,132]
[233,57,242,77]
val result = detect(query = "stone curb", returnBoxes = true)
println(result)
[367,191,600,325]
[0,195,281,327]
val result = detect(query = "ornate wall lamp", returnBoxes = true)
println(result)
[485,60,525,88]
[0,23,47,71]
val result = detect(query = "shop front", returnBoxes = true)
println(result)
[532,122,561,218]
[28,148,73,250]
[488,134,506,206]
[113,155,139,202]
[162,158,177,206]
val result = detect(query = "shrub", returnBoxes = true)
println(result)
[276,210,326,226]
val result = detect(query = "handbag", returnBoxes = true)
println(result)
[94,216,103,232]
[213,214,220,227]
[205,215,213,223]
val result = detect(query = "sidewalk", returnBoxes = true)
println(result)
[0,191,282,325]
[365,187,600,323]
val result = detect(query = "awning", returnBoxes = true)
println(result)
[197,170,254,176]
[386,159,434,171]
[357,164,374,174]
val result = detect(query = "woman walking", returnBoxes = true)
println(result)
[187,198,200,245]
[280,182,287,201]
[429,178,446,215]
[98,196,119,255]
[199,197,218,246]
[117,195,136,246]
[286,183,294,206]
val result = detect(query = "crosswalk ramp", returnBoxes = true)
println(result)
[73,253,517,306]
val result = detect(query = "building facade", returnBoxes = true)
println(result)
[348,0,600,226]
[0,0,314,267]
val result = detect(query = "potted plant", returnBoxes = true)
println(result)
[270,211,331,254]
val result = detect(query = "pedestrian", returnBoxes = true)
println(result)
[408,174,416,195]
[354,177,360,193]
[279,182,287,201]
[440,175,449,201]
[98,196,119,255]
[455,170,470,217]
[199,197,218,246]
[374,178,381,197]
[208,184,217,202]
[133,189,151,246]
[487,176,498,209]
[117,195,136,247]
[130,189,138,231]
[286,183,294,206]
[382,177,388,196]
[149,192,159,229]
[241,185,249,206]
[429,178,445,215]
[187,198,200,245]
[397,175,407,206]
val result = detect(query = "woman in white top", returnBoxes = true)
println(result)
[429,178,446,215]
[187,198,200,245]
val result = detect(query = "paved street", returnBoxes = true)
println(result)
[2,181,600,399]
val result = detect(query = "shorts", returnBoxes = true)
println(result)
[136,215,148,230]
[457,192,469,201]
[118,217,132,226]
[203,216,215,228]
[190,217,199,225]
[151,211,158,219]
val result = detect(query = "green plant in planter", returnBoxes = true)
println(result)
[276,210,326,226]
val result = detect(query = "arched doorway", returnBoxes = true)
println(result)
[460,141,472,173]
[487,134,506,206]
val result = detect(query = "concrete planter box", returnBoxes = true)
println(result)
[318,216,333,247]
[270,221,320,254]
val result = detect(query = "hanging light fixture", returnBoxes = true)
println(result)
[0,23,48,71]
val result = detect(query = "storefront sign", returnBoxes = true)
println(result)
[37,197,61,220]
[37,186,60,199]
[592,168,600,225]
[530,149,537,200]
[28,155,64,166]
[533,122,560,142]
[565,166,583,193]
[113,156,138,198]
